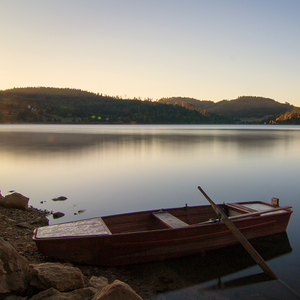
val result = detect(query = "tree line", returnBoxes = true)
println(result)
[0,87,232,124]
[159,96,295,120]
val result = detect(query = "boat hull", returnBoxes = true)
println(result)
[33,204,292,266]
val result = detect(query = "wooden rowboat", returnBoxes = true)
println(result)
[33,200,292,266]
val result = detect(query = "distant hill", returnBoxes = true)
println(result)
[275,108,300,124]
[0,87,231,124]
[159,96,295,122]
[1,87,97,97]
[158,97,215,110]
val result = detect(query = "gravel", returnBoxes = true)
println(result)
[0,205,50,263]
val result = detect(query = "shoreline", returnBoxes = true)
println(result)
[0,205,176,299]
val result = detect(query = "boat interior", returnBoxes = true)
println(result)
[35,201,291,238]
[103,201,287,234]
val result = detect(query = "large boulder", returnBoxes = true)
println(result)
[93,280,143,300]
[0,193,29,211]
[88,276,108,290]
[0,238,30,295]
[29,263,85,292]
[29,287,98,300]
[3,296,26,300]
[0,236,142,299]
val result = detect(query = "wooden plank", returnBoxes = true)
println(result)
[35,218,112,238]
[153,211,188,228]
[228,206,292,221]
[227,203,258,213]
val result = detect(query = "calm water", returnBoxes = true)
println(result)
[1,124,300,298]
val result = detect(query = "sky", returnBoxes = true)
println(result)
[1,0,300,106]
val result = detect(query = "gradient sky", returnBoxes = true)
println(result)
[1,0,300,105]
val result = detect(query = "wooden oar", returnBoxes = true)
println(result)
[197,186,278,279]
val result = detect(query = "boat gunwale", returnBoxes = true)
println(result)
[33,201,292,240]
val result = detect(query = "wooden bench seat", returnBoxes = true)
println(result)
[153,211,189,228]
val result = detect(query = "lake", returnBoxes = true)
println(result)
[1,124,300,298]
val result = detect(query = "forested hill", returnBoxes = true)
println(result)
[0,87,231,124]
[159,96,295,121]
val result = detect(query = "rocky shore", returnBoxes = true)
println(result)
[0,194,145,299]
[1,193,197,300]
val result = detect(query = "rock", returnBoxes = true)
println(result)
[3,296,26,300]
[29,263,85,292]
[52,196,67,201]
[0,193,29,211]
[93,280,143,300]
[29,287,98,300]
[0,238,30,295]
[52,212,65,219]
[16,222,32,229]
[28,287,60,300]
[74,209,86,215]
[69,287,99,299]
[30,216,49,226]
[88,276,108,290]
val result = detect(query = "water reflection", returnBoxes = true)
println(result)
[1,127,299,156]
[123,232,292,299]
